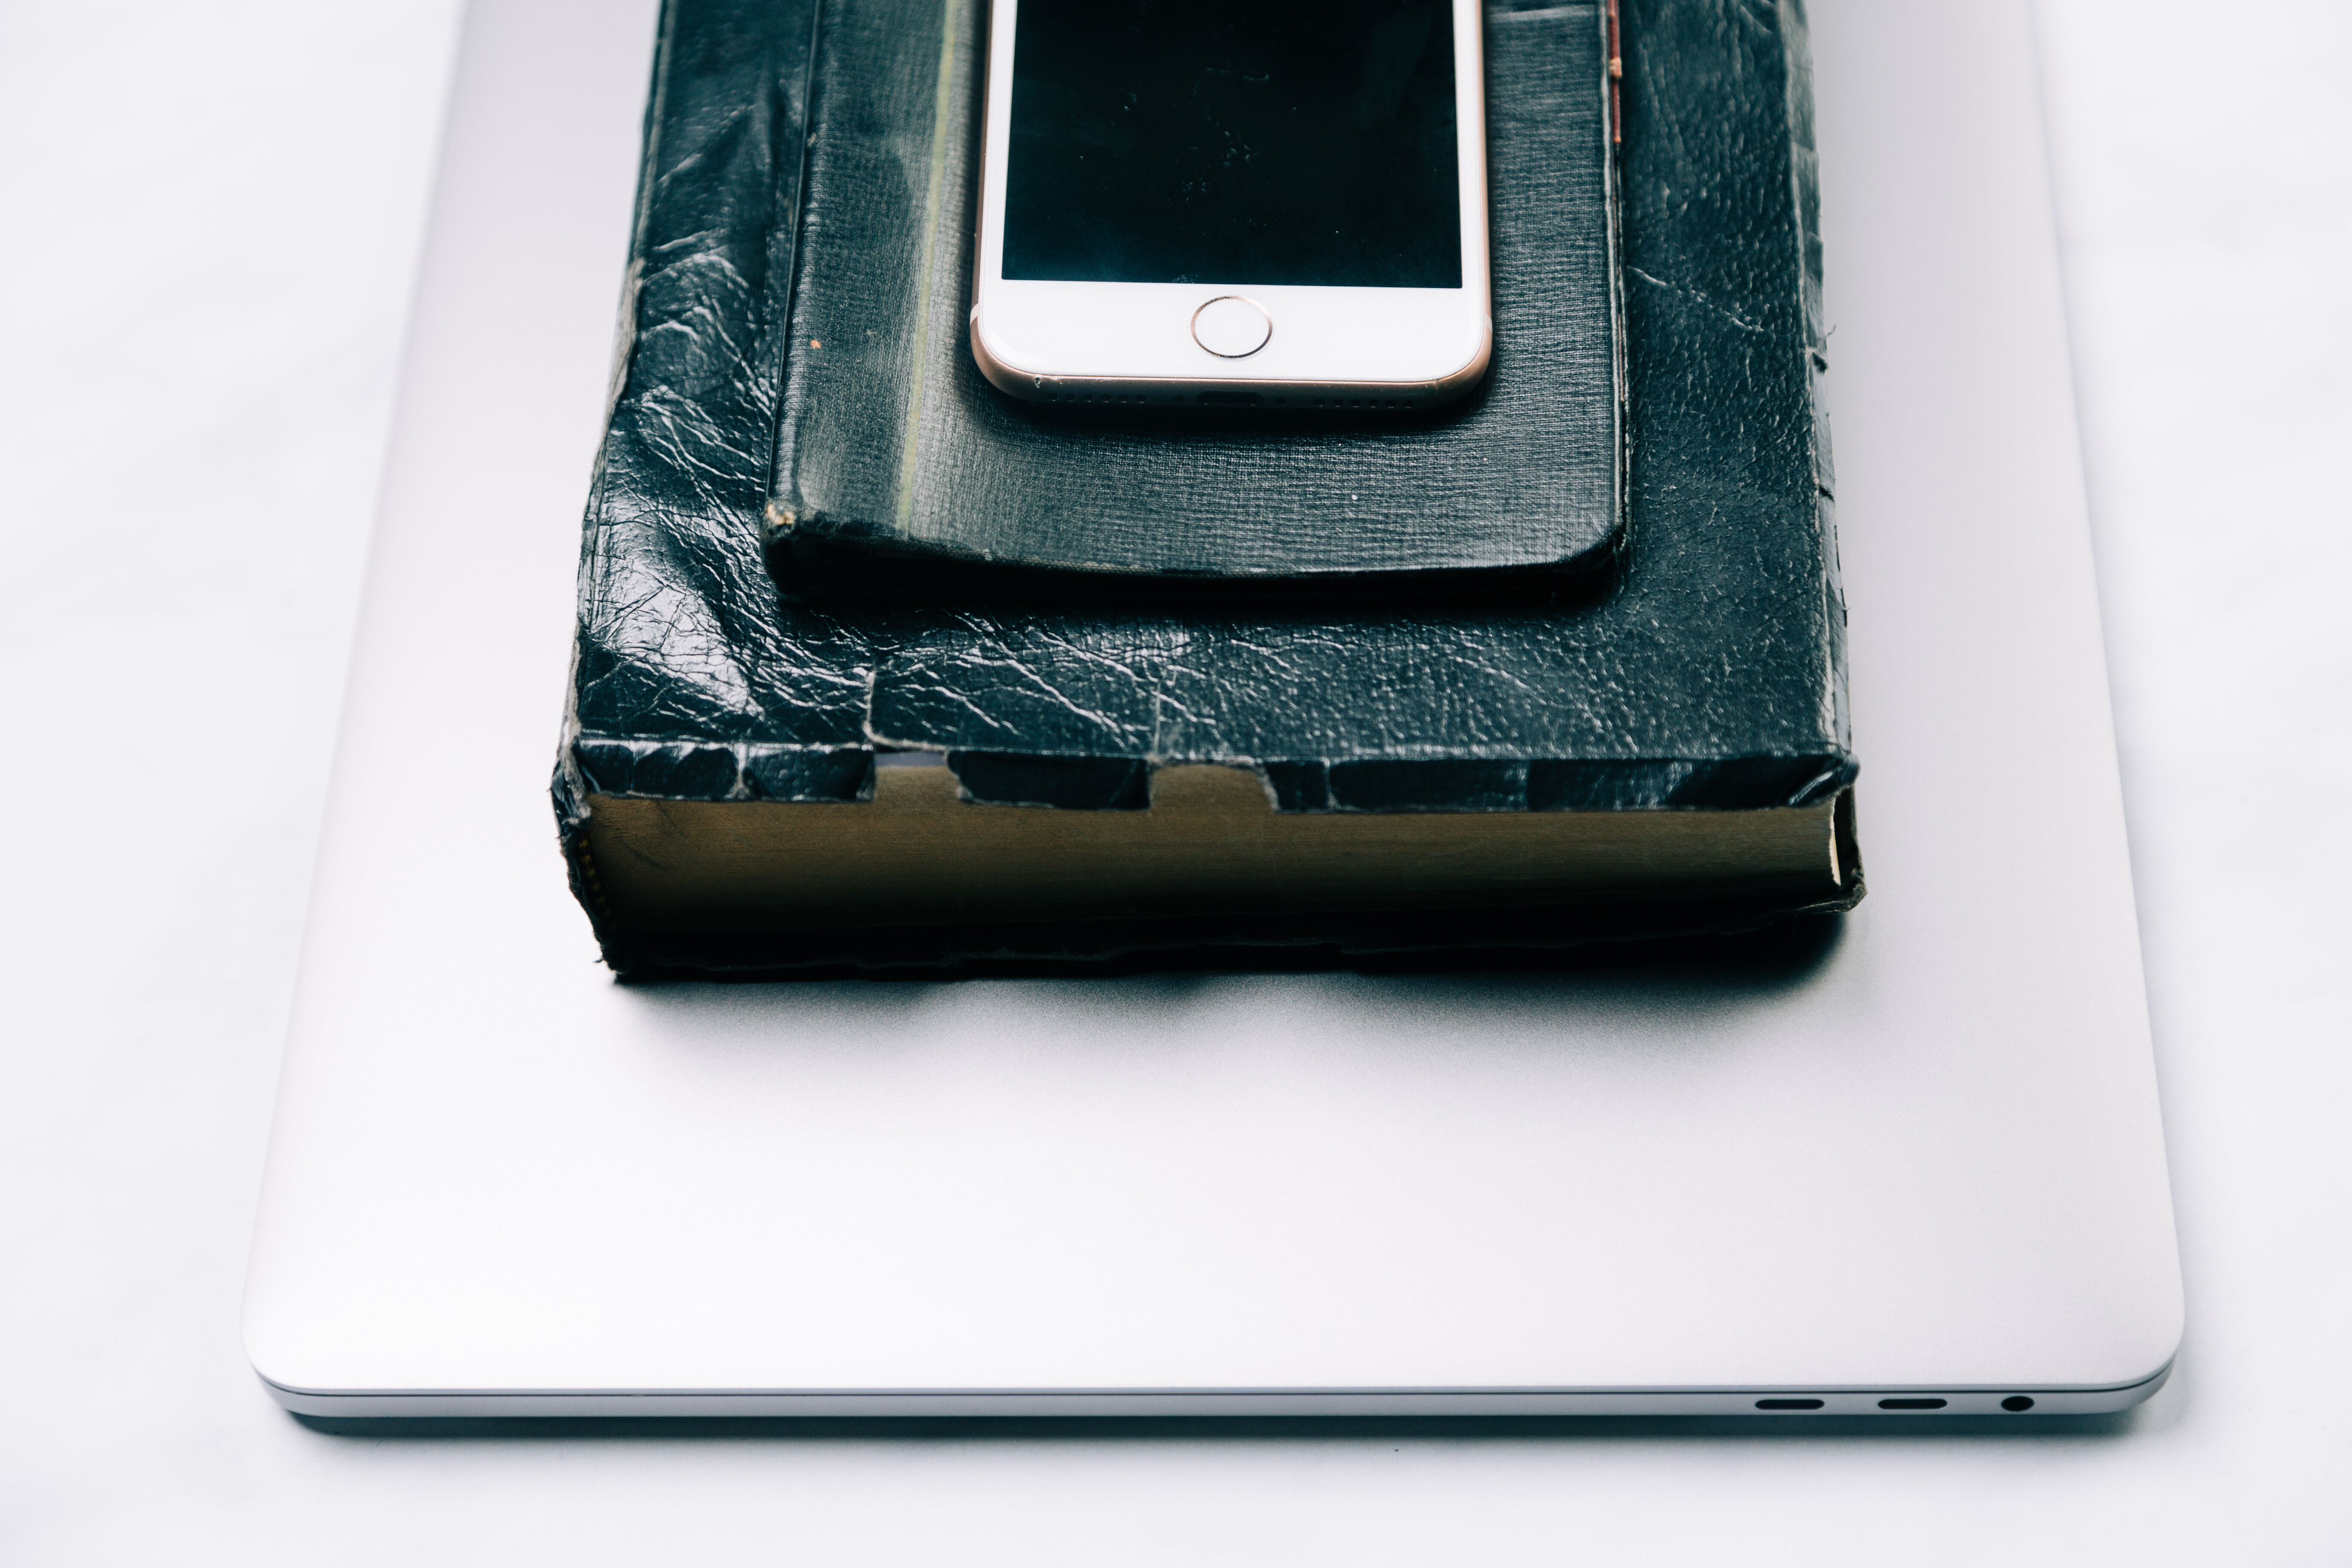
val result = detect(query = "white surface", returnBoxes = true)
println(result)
[0,0,2345,1559]
[240,0,2177,1415]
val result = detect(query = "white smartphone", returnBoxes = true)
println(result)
[970,0,1491,411]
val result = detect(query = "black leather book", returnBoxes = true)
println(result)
[766,0,1624,594]
[557,0,1858,975]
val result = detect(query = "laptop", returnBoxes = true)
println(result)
[240,0,2180,1418]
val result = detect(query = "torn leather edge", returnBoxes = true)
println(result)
[567,739,1856,814]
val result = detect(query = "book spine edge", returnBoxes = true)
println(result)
[1776,0,1853,770]
[557,0,683,971]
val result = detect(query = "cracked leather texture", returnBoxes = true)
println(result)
[557,0,1854,971]
[768,0,1623,589]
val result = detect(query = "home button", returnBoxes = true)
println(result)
[1191,296,1272,358]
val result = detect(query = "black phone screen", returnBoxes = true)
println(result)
[1001,0,1464,289]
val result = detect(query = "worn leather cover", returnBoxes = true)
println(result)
[766,0,1623,592]
[557,0,1854,974]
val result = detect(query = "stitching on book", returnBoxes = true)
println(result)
[895,0,965,535]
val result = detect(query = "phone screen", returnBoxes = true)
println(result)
[1002,0,1464,290]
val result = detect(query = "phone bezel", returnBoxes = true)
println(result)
[969,0,1492,407]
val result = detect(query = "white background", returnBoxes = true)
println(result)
[1,1,2346,1561]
